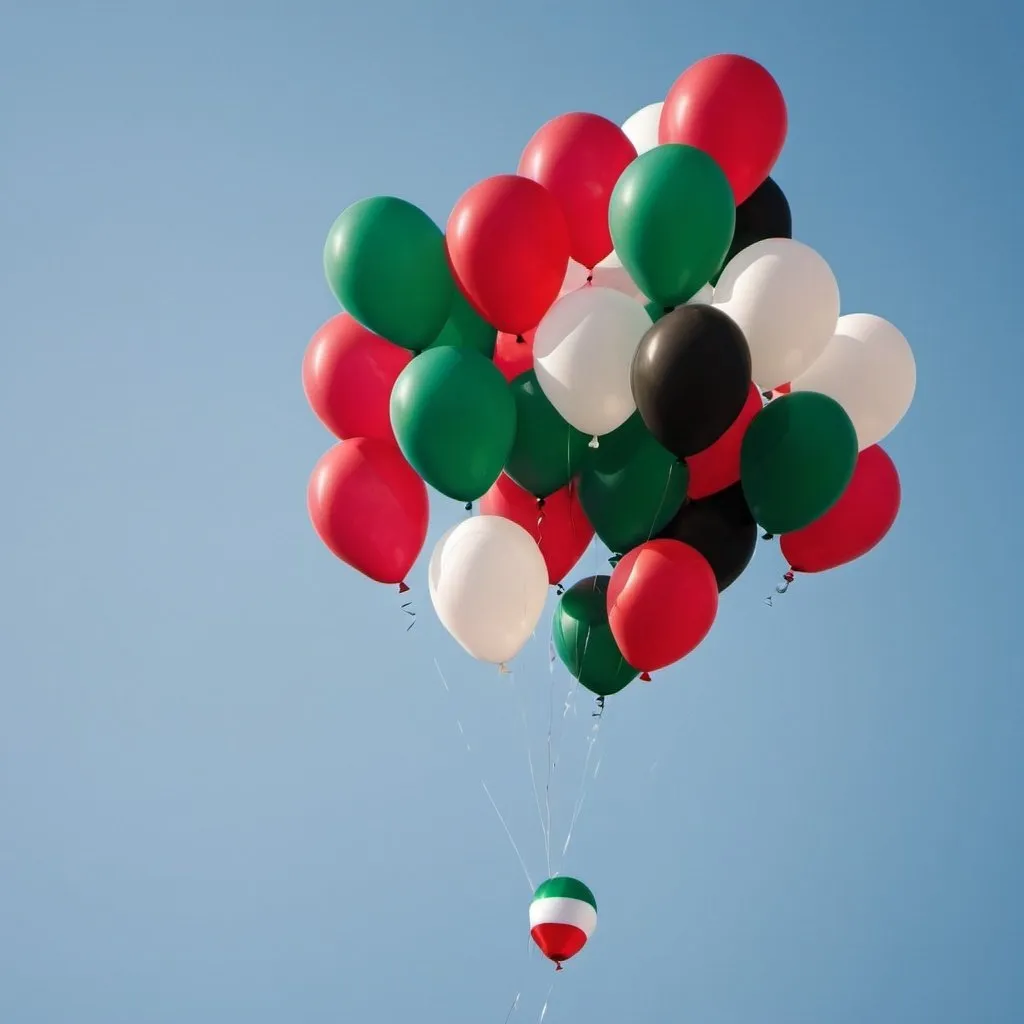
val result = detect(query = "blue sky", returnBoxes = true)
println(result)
[2,1,1022,1022]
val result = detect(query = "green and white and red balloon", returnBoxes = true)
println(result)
[529,876,598,969]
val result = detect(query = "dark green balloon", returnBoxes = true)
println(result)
[609,145,735,308]
[323,196,453,351]
[552,575,638,697]
[578,413,688,555]
[740,391,858,534]
[426,287,497,358]
[504,371,590,498]
[390,347,516,502]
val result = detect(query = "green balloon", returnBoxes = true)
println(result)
[609,145,735,308]
[740,391,858,534]
[323,196,453,351]
[505,371,590,499]
[579,413,688,555]
[390,347,516,502]
[426,287,497,358]
[552,575,638,697]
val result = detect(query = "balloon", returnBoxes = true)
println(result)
[323,196,453,350]
[621,103,663,155]
[789,313,916,450]
[607,539,718,676]
[630,304,752,459]
[609,144,735,308]
[713,238,839,391]
[578,413,688,555]
[781,445,901,573]
[390,347,516,502]
[518,112,637,269]
[426,287,497,358]
[711,176,792,284]
[446,175,570,335]
[685,383,763,499]
[506,370,590,498]
[657,483,757,591]
[740,391,858,534]
[530,876,597,968]
[533,286,652,438]
[307,438,428,586]
[428,515,549,664]
[494,329,535,382]
[551,576,639,696]
[302,313,413,443]
[659,53,787,205]
[480,473,593,585]
[561,253,644,300]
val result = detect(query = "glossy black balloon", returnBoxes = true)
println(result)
[630,304,752,459]
[713,176,792,283]
[657,483,757,591]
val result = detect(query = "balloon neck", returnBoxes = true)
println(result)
[640,671,652,682]
[498,662,510,675]
[761,390,774,401]
[398,581,410,594]
[465,501,473,512]
[585,273,593,286]
[515,334,526,345]
[663,305,675,315]
[761,532,774,541]
[555,962,563,971]
[536,497,546,510]
[588,435,600,449]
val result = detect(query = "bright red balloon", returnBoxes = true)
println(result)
[659,54,787,205]
[607,539,718,676]
[686,382,763,499]
[518,112,637,269]
[480,473,593,585]
[774,381,791,395]
[493,328,535,382]
[781,445,901,573]
[446,175,571,336]
[307,438,429,586]
[302,313,413,443]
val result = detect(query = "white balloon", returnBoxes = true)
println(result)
[713,238,840,391]
[534,287,652,438]
[686,282,714,305]
[790,313,916,450]
[561,252,645,301]
[621,102,663,155]
[428,516,548,665]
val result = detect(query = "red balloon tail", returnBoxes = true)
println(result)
[555,962,563,971]
[640,671,652,682]
[398,581,410,594]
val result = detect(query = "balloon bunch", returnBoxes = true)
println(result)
[303,52,916,695]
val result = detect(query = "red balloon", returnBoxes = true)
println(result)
[307,438,429,586]
[302,314,413,443]
[480,473,593,585]
[518,112,637,269]
[686,382,763,499]
[446,174,570,336]
[659,54,787,205]
[781,445,901,574]
[774,381,791,395]
[607,539,718,676]
[493,328,535,382]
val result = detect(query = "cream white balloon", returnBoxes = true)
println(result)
[790,313,916,449]
[428,516,549,665]
[534,286,652,438]
[713,238,840,390]
[561,252,645,301]
[621,102,663,155]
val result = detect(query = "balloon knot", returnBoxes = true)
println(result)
[640,671,652,682]
[398,581,410,594]
[537,497,546,510]
[498,662,510,675]
[585,273,593,285]
[608,554,621,567]
[515,334,526,345]
[761,532,774,541]
[555,962,563,971]
[783,570,795,584]
[555,583,565,596]
[663,305,675,314]
[762,390,774,401]
[465,501,473,512]
[588,435,600,449]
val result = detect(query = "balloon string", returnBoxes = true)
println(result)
[432,657,535,891]
[508,670,550,876]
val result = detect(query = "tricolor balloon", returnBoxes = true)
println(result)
[529,876,598,969]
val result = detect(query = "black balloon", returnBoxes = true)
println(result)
[657,483,757,592]
[630,304,752,459]
[713,176,792,283]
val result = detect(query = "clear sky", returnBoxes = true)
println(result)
[2,1,1022,1021]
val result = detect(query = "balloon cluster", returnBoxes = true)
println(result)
[303,52,916,693]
